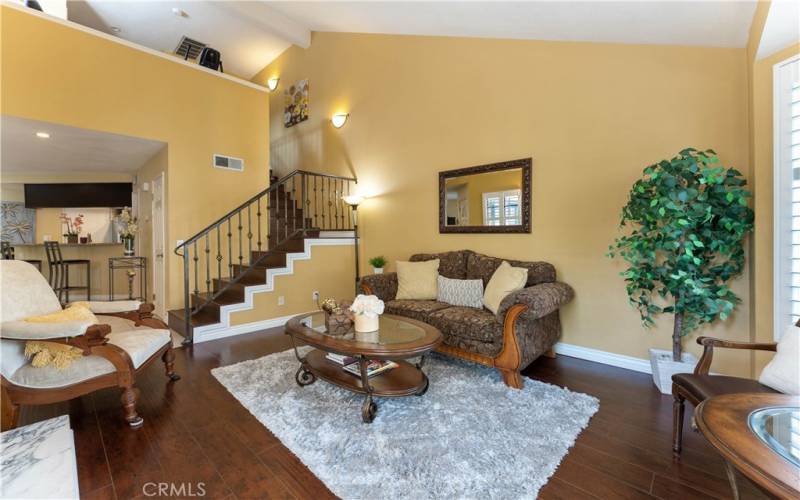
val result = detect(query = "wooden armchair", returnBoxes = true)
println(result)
[671,336,778,456]
[0,261,179,431]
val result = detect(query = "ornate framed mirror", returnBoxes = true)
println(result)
[439,158,532,233]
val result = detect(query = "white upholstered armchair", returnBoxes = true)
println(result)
[0,260,179,430]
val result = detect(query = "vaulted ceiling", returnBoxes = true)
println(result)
[66,1,766,80]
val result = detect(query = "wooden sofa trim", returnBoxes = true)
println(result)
[363,281,552,389]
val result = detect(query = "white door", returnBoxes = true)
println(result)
[152,174,166,318]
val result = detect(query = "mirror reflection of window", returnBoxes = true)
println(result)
[482,190,521,226]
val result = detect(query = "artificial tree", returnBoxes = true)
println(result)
[608,148,754,362]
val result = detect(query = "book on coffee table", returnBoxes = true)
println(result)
[325,352,358,366]
[342,359,398,378]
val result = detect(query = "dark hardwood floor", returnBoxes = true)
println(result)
[18,328,770,500]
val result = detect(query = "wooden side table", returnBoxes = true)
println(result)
[695,393,800,500]
[109,256,147,301]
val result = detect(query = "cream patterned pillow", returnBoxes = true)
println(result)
[758,324,799,394]
[437,275,484,309]
[396,259,440,300]
[483,261,529,314]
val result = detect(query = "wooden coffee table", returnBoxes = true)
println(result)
[284,312,442,423]
[695,393,800,499]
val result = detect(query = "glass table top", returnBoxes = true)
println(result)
[748,407,800,467]
[300,311,427,345]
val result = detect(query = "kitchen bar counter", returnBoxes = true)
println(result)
[12,243,141,300]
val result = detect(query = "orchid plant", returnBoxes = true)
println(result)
[60,213,84,236]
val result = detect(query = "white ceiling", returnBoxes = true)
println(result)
[266,1,759,48]
[68,1,310,78]
[1,116,165,173]
[64,1,760,80]
[757,0,800,60]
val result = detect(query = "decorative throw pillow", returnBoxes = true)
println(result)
[758,324,799,394]
[24,341,83,369]
[396,259,440,300]
[483,261,528,314]
[25,304,98,325]
[437,275,484,309]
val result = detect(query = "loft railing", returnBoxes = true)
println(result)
[174,169,357,342]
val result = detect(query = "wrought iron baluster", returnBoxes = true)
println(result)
[334,178,339,229]
[301,174,308,234]
[227,219,233,277]
[205,234,211,293]
[292,176,297,235]
[237,212,243,268]
[321,177,326,229]
[346,181,352,229]
[257,196,262,251]
[284,180,289,241]
[192,242,199,296]
[314,176,319,228]
[216,226,222,284]
[247,204,253,262]
[182,250,190,341]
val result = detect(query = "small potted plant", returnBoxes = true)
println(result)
[60,213,84,244]
[349,294,385,333]
[368,256,387,274]
[115,207,138,256]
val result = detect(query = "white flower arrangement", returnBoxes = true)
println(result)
[349,294,385,318]
[115,207,138,238]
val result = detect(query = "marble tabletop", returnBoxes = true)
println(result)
[0,415,79,499]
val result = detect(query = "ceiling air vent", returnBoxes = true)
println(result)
[175,36,206,60]
[213,154,244,172]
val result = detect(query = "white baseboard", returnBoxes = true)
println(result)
[554,342,652,374]
[194,311,314,343]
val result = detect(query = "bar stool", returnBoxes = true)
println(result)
[1,241,13,260]
[44,241,90,303]
[1,242,42,271]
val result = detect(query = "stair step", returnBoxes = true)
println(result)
[168,307,219,335]
[267,237,305,252]
[211,278,248,299]
[247,251,288,268]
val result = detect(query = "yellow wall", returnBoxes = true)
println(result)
[1,5,270,309]
[230,244,355,325]
[256,32,753,375]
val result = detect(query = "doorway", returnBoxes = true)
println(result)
[152,173,166,318]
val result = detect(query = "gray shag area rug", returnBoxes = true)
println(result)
[212,348,599,499]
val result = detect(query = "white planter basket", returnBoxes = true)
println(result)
[649,348,698,394]
[354,314,379,333]
[373,267,384,274]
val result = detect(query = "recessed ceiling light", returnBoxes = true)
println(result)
[110,26,121,33]
[35,131,50,139]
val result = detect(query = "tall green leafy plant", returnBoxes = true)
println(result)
[608,149,754,361]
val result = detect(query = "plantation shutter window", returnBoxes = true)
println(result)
[482,190,521,226]
[774,55,800,338]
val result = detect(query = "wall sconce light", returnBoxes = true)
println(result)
[331,113,349,128]
[266,77,280,92]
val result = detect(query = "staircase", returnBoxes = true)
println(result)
[169,170,357,343]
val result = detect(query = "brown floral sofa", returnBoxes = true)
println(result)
[360,250,574,388]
